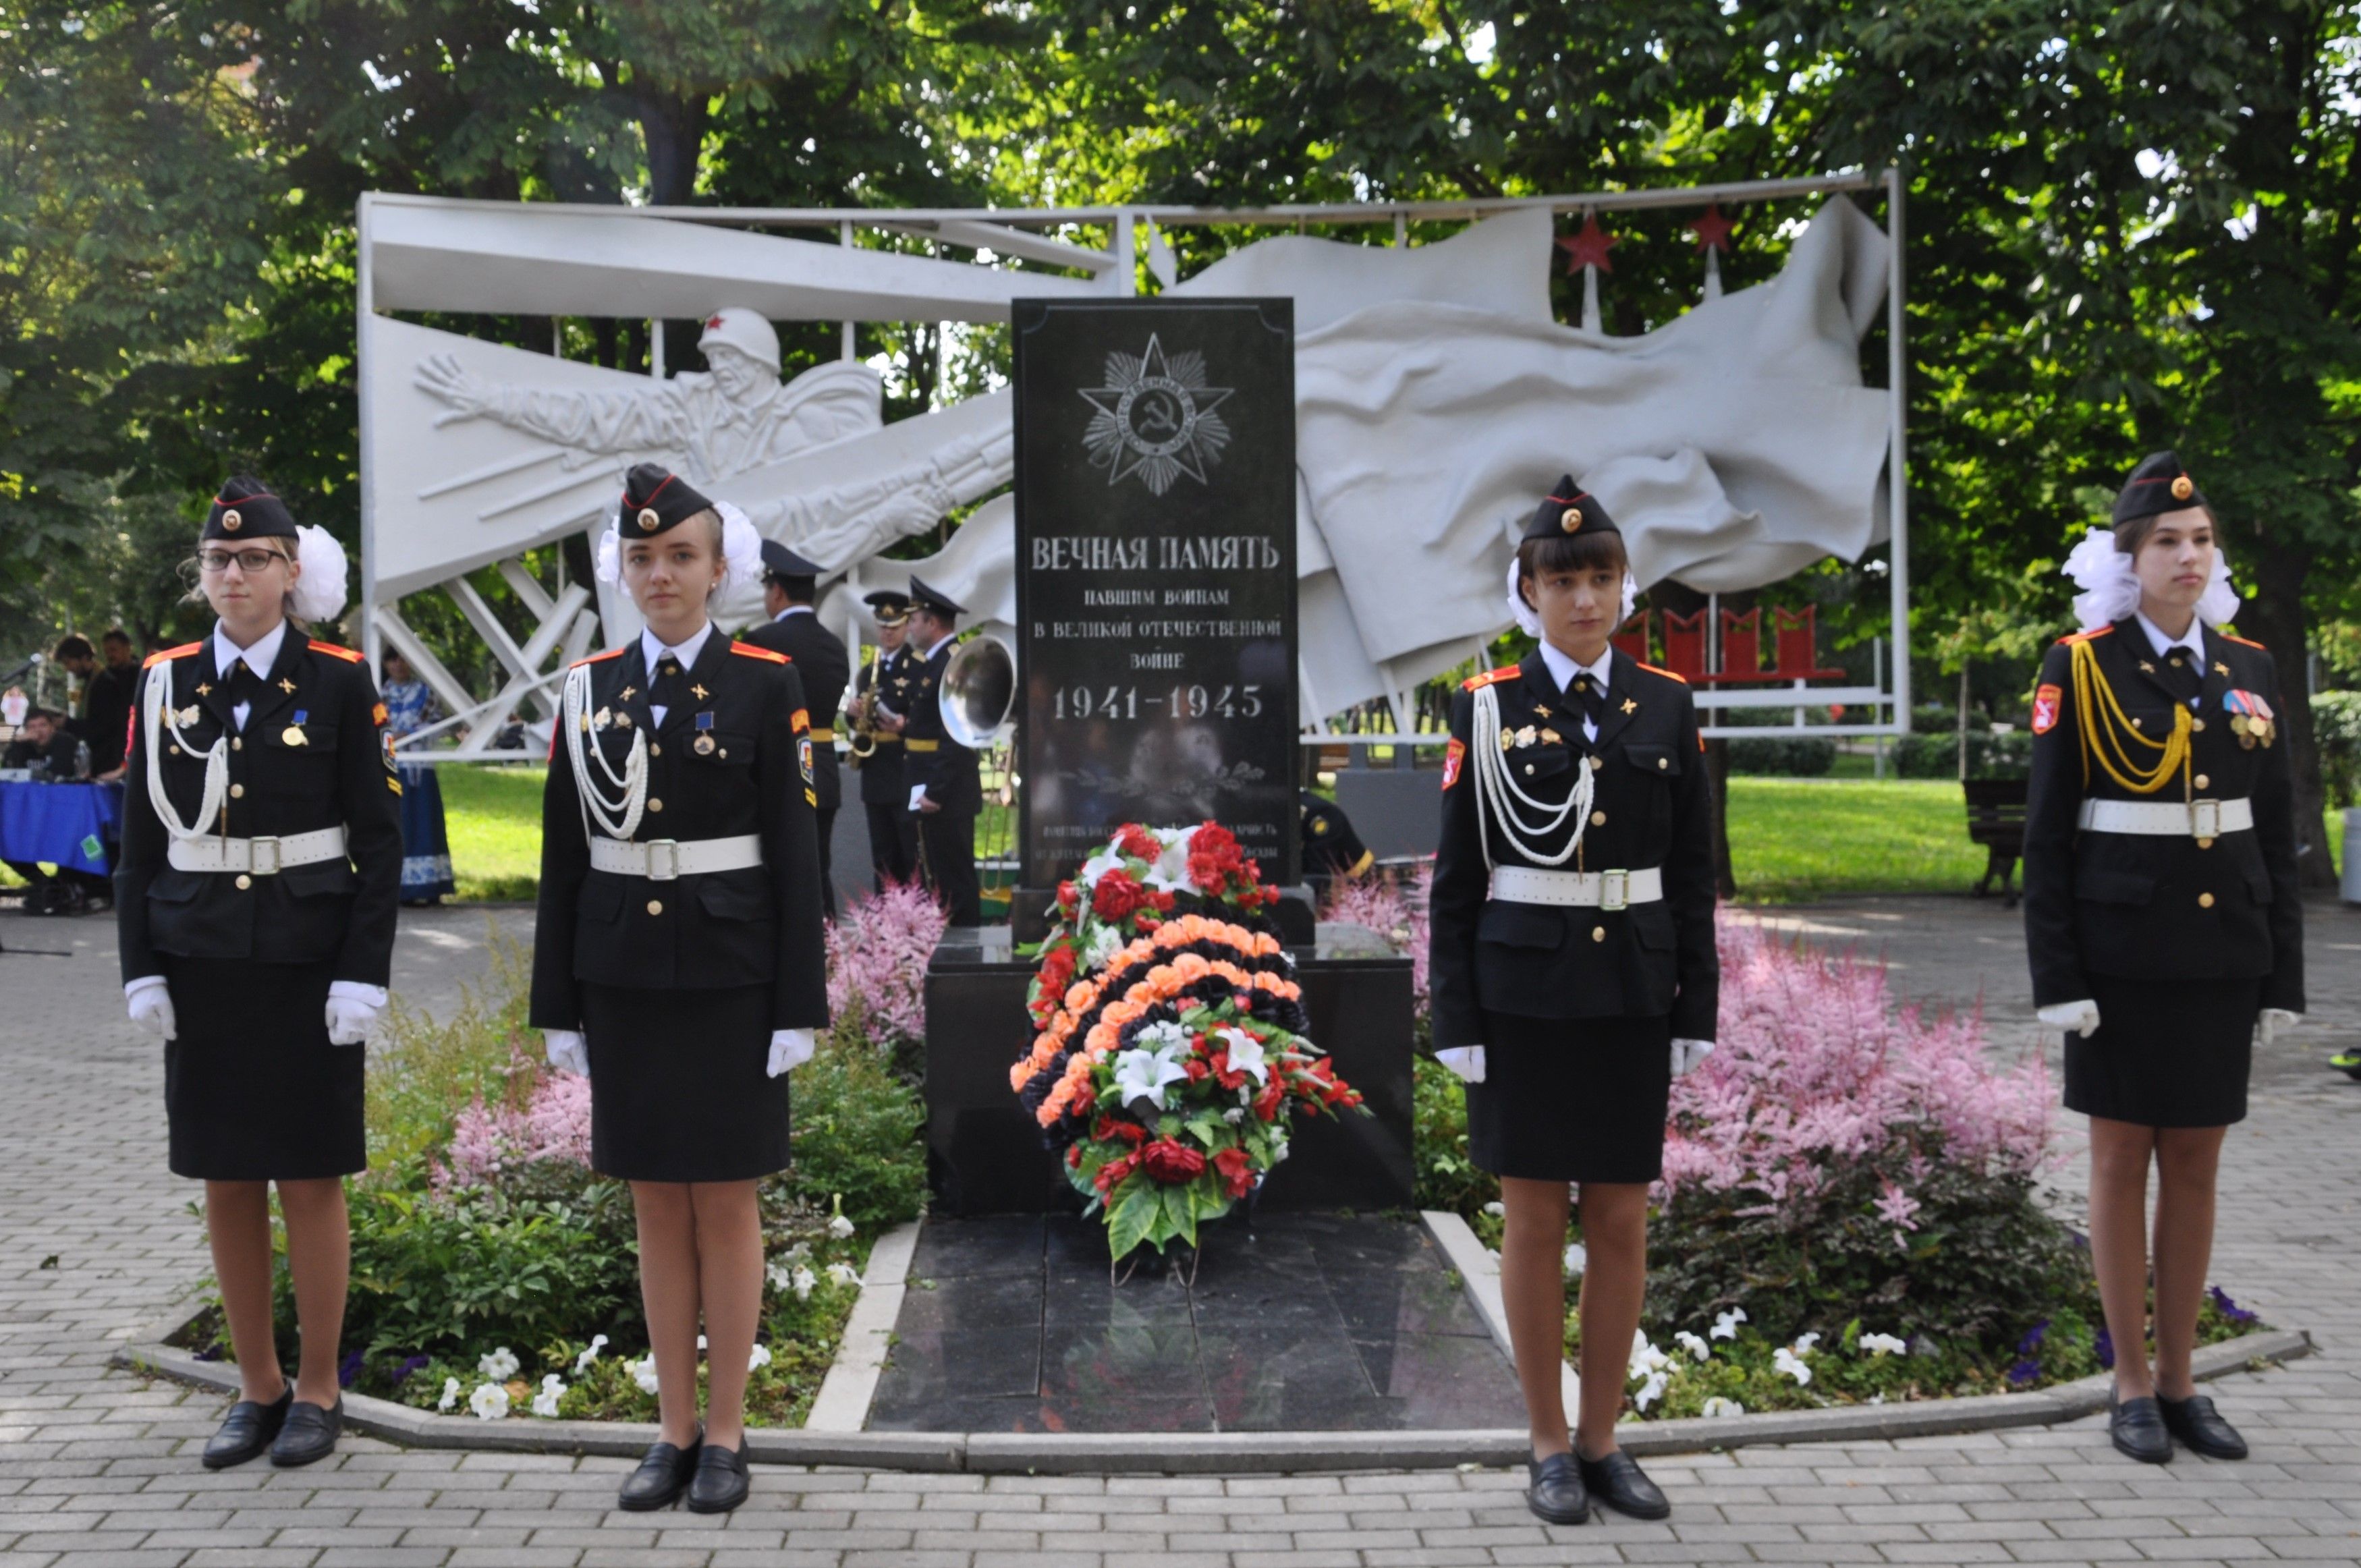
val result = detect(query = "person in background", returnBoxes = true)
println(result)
[83,629,140,779]
[899,577,982,926]
[53,634,97,742]
[379,650,456,906]
[737,541,850,917]
[115,475,401,1471]
[847,590,920,891]
[4,708,99,914]
[2022,451,2303,1466]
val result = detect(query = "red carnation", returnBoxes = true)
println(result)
[1213,1146,1255,1198]
[1093,1151,1138,1194]
[1116,824,1162,861]
[1252,1075,1286,1122]
[1184,1057,1209,1082]
[1092,869,1150,922]
[1067,1144,1085,1169]
[1140,1138,1207,1183]
[1055,880,1080,914]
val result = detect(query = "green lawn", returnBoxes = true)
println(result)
[429,767,2348,907]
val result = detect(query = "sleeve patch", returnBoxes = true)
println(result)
[798,735,816,785]
[2032,683,2063,735]
[1441,737,1466,791]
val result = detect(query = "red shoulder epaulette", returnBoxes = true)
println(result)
[2221,632,2267,652]
[571,648,626,669]
[310,641,365,663]
[142,642,201,669]
[1461,664,1521,692]
[1635,661,1689,685]
[2056,625,2114,646]
[731,641,790,665]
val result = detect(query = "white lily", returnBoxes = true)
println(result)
[1111,1042,1190,1110]
[1080,848,1126,888]
[1216,1027,1271,1084]
[1142,826,1200,892]
[1134,1019,1192,1054]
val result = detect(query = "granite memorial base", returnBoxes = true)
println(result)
[923,926,1414,1217]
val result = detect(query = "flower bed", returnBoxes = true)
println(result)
[175,924,926,1426]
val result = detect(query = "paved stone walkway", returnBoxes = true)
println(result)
[3,896,2358,1567]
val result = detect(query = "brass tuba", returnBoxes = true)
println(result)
[939,634,1016,749]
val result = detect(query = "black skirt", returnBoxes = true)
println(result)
[2065,974,2258,1128]
[1466,1011,1672,1183]
[161,955,364,1181]
[580,982,789,1182]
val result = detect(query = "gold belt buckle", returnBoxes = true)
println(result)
[2189,799,2221,841]
[645,839,681,881]
[1600,870,1629,912]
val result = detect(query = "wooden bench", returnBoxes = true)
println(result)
[1962,778,2030,905]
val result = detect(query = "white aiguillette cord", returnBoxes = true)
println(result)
[143,663,229,842]
[1470,681,1595,871]
[562,661,647,843]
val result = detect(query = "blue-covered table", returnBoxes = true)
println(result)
[0,781,123,875]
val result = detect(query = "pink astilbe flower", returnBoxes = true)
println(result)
[1659,917,2057,1211]
[433,1061,594,1194]
[1318,859,1431,1018]
[825,878,949,1049]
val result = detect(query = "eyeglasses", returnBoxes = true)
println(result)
[197,548,288,573]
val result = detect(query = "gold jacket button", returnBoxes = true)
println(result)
[1523,764,1534,776]
[2191,718,2206,732]
[2194,773,2209,789]
[235,874,252,890]
[646,899,664,916]
[169,745,182,756]
[229,783,245,798]
[647,798,663,812]
[1592,810,1607,826]
[231,737,242,752]
[650,743,661,757]
[1591,925,1607,942]
[2198,891,2215,909]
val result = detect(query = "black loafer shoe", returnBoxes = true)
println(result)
[268,1397,342,1467]
[1524,1451,1589,1525]
[1579,1448,1671,1520]
[618,1429,702,1511]
[2160,1393,2248,1459]
[685,1439,750,1514]
[2109,1393,2173,1464]
[202,1385,291,1469]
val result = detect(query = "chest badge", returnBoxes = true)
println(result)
[278,677,297,694]
[282,710,309,747]
[1621,698,1638,715]
[592,705,613,731]
[694,711,718,756]
[177,704,201,727]
[690,683,710,702]
[2224,690,2275,748]
[617,685,636,702]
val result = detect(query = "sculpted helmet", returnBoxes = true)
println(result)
[698,307,781,375]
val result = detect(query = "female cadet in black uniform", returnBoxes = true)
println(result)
[532,464,828,1514]
[117,476,402,1469]
[2022,452,2304,1465]
[1428,479,1718,1525]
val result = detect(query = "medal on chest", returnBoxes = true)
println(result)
[282,710,308,747]
[694,710,718,756]
[2224,689,2275,748]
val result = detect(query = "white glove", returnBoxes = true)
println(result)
[2038,1000,2101,1038]
[325,996,381,1046]
[126,980,176,1042]
[768,1029,816,1078]
[1435,1046,1486,1084]
[1671,1039,1716,1076]
[545,1029,590,1078]
[2259,1008,2302,1048]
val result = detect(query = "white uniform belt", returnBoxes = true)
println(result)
[588,834,764,881]
[1488,865,1664,910]
[167,827,348,875]
[2078,797,2252,838]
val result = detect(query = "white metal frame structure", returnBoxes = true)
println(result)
[354,168,1908,758]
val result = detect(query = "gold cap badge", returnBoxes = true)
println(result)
[2171,474,2194,501]
[637,507,661,531]
[221,509,242,531]
[1560,507,1583,533]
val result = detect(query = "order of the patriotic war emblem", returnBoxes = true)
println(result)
[1077,334,1234,497]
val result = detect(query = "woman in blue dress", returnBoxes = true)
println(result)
[380,652,455,905]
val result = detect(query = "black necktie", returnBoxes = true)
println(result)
[2161,648,2202,706]
[652,656,686,718]
[1570,672,1607,738]
[225,661,263,723]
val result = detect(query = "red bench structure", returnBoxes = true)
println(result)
[1618,604,1849,683]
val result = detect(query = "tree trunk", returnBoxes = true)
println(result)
[636,90,711,377]
[2238,534,2337,886]
[1704,736,1736,901]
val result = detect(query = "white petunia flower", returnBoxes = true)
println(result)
[572,1335,609,1375]
[1216,1027,1271,1084]
[1563,1242,1588,1278]
[1710,1307,1748,1341]
[1673,1331,1712,1362]
[1111,1041,1190,1110]
[1700,1396,1746,1418]
[748,1344,773,1372]
[530,1374,565,1418]
[436,1376,461,1412]
[827,1213,856,1239]
[628,1355,660,1395]
[1790,1331,1821,1354]
[1632,1370,1670,1411]
[468,1382,511,1420]
[791,1265,816,1301]
[825,1262,862,1287]
[478,1346,520,1381]
[1482,1201,1505,1218]
[1859,1332,1908,1358]
[1772,1347,1814,1386]
[1628,1330,1671,1380]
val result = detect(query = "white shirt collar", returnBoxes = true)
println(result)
[640,619,716,673]
[1536,640,1613,697]
[213,618,288,681]
[2134,610,2205,662]
[773,605,814,621]
[921,631,957,663]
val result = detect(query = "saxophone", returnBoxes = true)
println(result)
[847,642,884,762]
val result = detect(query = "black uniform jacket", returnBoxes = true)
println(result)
[901,637,982,815]
[852,644,918,806]
[1428,648,1719,1047]
[115,630,402,984]
[2022,619,2303,1012]
[529,635,829,1034]
[740,609,850,813]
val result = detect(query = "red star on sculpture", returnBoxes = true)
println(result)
[1555,213,1619,275]
[1687,203,1735,254]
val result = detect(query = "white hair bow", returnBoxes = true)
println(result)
[2062,527,2240,633]
[592,497,766,595]
[290,526,350,623]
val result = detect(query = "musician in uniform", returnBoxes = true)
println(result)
[900,577,982,926]
[740,540,850,918]
[2022,452,2303,1466]
[848,590,920,891]
[115,476,401,1469]
[1428,478,1718,1525]
[532,464,829,1513]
